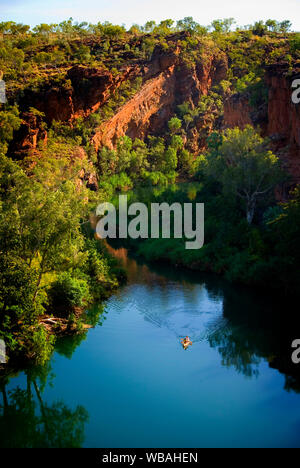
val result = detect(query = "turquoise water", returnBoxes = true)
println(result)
[1,247,300,448]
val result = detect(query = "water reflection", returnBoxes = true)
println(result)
[0,364,88,448]
[107,243,300,390]
[1,244,300,448]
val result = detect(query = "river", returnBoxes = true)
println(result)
[1,245,300,448]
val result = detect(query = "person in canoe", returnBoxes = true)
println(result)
[181,336,192,350]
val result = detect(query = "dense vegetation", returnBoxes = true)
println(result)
[0,16,299,367]
[0,17,299,99]
[0,151,126,365]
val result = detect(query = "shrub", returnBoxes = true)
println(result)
[290,34,300,54]
[48,273,90,316]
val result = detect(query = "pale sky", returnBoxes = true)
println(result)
[1,0,300,31]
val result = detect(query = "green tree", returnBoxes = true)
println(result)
[176,17,207,34]
[0,151,92,361]
[33,23,53,37]
[205,127,284,224]
[0,106,22,153]
[252,21,268,36]
[143,21,156,33]
[154,19,174,35]
[211,18,236,33]
[168,117,182,134]
[265,19,279,33]
[279,20,292,34]
[269,187,300,294]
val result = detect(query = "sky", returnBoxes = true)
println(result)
[1,0,300,31]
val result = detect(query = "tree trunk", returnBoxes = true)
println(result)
[246,198,256,224]
[33,380,52,443]
[1,385,8,411]
[33,270,43,304]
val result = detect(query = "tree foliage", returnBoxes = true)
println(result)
[205,127,284,223]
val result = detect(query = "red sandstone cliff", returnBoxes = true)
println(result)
[93,50,228,149]
[14,44,228,156]
[11,64,140,156]
[224,65,300,183]
[9,111,47,159]
[21,65,139,123]
[223,94,253,129]
[11,42,300,184]
[93,69,177,150]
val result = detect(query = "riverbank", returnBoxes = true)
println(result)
[1,245,300,448]
[0,233,127,372]
[108,183,300,299]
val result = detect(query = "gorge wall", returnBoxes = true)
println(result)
[10,44,300,185]
[224,64,300,184]
[92,48,228,150]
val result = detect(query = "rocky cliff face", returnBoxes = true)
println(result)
[93,68,176,150]
[224,64,300,184]
[21,65,139,123]
[14,44,228,156]
[11,42,300,184]
[93,49,228,149]
[266,66,300,183]
[68,65,139,119]
[9,111,47,159]
[224,94,253,129]
[11,64,139,157]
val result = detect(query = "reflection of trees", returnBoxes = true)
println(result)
[208,283,300,390]
[269,356,300,394]
[284,375,300,394]
[208,324,260,378]
[122,250,265,377]
[112,244,300,390]
[108,243,300,390]
[55,304,105,360]
[55,333,88,360]
[0,301,103,447]
[0,367,88,448]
